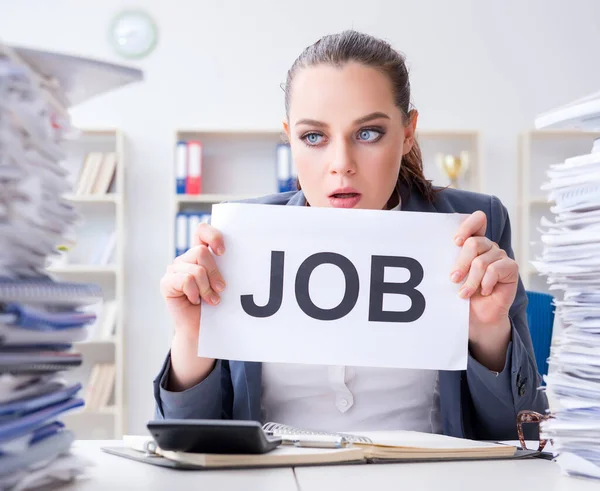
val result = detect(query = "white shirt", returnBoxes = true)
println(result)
[261,363,442,433]
[260,194,443,434]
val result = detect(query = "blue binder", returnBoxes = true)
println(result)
[175,141,187,194]
[276,143,292,192]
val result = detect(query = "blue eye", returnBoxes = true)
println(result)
[303,133,323,146]
[357,129,381,142]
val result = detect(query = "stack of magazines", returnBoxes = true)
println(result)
[533,95,600,481]
[0,44,141,489]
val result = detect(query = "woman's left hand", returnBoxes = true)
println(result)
[450,211,519,371]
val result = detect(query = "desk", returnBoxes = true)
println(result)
[62,441,599,491]
[294,458,600,491]
[63,441,298,491]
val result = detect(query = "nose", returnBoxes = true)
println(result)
[328,139,357,176]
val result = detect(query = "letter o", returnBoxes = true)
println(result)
[295,252,359,321]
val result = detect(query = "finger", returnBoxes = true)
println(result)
[192,222,225,255]
[454,211,487,246]
[451,236,496,284]
[160,272,201,305]
[459,247,506,298]
[170,262,221,305]
[174,245,226,293]
[480,257,519,296]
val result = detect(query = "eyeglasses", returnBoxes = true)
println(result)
[516,410,554,452]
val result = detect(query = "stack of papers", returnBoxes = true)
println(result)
[0,43,141,490]
[532,144,600,480]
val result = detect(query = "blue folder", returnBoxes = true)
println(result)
[0,383,82,418]
[1,303,96,330]
[0,397,84,443]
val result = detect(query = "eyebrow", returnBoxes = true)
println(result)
[295,111,391,127]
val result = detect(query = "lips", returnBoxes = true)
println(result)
[328,187,362,208]
[329,187,360,198]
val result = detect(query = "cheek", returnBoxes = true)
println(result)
[292,145,327,179]
[358,143,402,178]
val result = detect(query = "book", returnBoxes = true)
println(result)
[262,423,518,461]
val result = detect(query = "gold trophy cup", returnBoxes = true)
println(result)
[436,151,470,189]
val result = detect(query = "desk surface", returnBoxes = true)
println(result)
[64,441,599,491]
[63,441,298,491]
[294,457,600,491]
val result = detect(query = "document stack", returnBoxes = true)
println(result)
[533,92,600,480]
[0,43,141,489]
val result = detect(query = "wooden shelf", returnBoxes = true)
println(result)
[529,129,600,138]
[47,264,118,274]
[175,193,256,204]
[529,196,553,205]
[72,406,117,416]
[75,338,117,347]
[63,194,121,203]
[416,129,479,138]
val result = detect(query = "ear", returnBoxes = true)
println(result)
[282,120,291,143]
[402,109,418,155]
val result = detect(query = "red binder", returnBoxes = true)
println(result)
[186,140,202,194]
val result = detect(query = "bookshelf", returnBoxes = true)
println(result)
[517,129,600,294]
[416,130,483,192]
[170,128,482,259]
[47,128,126,439]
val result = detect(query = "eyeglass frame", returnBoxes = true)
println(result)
[516,410,554,452]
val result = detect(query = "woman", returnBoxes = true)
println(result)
[154,30,548,440]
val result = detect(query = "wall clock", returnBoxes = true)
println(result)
[109,10,158,59]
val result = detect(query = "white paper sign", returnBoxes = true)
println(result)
[198,203,469,370]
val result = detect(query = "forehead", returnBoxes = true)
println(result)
[288,62,399,123]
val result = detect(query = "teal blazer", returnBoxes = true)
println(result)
[153,183,548,440]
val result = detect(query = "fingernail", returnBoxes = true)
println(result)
[450,271,462,283]
[458,286,470,298]
[194,296,201,305]
[214,281,225,292]
[216,246,225,255]
[454,237,464,246]
[210,294,220,305]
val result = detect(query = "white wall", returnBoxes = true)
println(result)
[2,0,600,434]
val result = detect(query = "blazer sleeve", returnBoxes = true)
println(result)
[152,351,228,420]
[465,195,549,440]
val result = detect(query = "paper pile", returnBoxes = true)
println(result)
[532,144,600,480]
[0,43,141,490]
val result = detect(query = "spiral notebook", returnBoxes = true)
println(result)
[261,423,523,461]
[103,422,539,471]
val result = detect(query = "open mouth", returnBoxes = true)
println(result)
[330,192,360,199]
[328,189,362,208]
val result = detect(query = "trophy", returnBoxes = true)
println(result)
[436,151,470,189]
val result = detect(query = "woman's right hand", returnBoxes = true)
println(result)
[159,222,226,391]
[160,222,226,338]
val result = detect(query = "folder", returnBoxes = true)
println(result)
[0,383,81,417]
[187,213,201,251]
[175,213,188,257]
[276,143,291,193]
[186,141,202,195]
[174,141,187,194]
